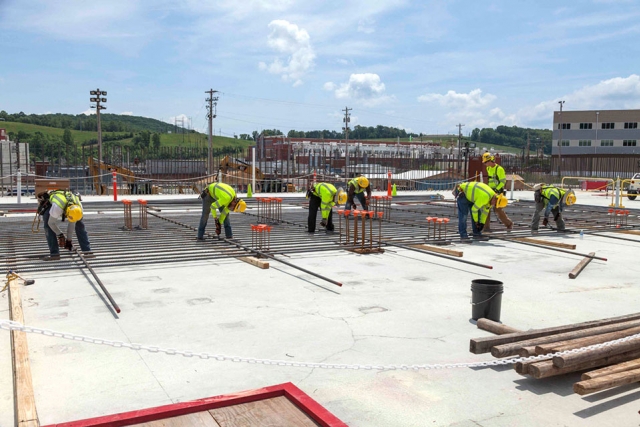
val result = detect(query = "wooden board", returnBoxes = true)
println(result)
[410,244,463,257]
[137,411,220,426]
[569,252,595,279]
[617,230,640,236]
[209,396,319,427]
[8,277,39,427]
[512,237,576,250]
[238,257,270,269]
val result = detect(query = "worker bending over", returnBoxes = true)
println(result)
[482,153,513,232]
[39,190,93,261]
[345,175,372,211]
[307,182,346,233]
[197,182,246,241]
[531,184,576,233]
[454,181,508,240]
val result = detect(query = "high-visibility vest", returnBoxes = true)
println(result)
[207,182,236,222]
[540,186,566,208]
[348,178,366,194]
[458,182,495,224]
[312,183,337,220]
[49,190,82,213]
[486,164,506,192]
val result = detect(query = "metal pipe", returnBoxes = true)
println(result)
[72,248,121,313]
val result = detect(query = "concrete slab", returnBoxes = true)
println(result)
[1,189,640,426]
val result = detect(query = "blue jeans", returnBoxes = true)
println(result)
[198,193,232,238]
[345,192,367,210]
[457,196,481,238]
[43,208,92,255]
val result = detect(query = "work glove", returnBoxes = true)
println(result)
[475,222,484,232]
[306,188,313,199]
[215,219,222,235]
[542,218,549,226]
[64,239,73,251]
[553,212,560,221]
[320,219,328,228]
[57,234,66,247]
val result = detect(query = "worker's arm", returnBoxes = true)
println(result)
[544,194,560,218]
[365,185,372,198]
[47,204,64,236]
[347,184,356,204]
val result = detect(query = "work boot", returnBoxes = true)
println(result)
[42,254,61,261]
[195,237,206,241]
[82,252,96,259]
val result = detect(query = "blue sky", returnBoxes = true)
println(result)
[1,0,640,137]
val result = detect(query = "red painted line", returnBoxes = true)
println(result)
[42,382,347,427]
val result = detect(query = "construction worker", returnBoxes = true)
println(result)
[454,181,508,240]
[197,182,246,241]
[531,184,576,232]
[40,190,93,261]
[482,152,513,232]
[345,175,372,211]
[307,182,347,233]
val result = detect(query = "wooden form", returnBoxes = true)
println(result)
[618,230,640,236]
[476,318,520,335]
[569,252,595,279]
[8,276,39,427]
[470,312,640,396]
[238,256,270,269]
[512,237,576,250]
[410,244,463,258]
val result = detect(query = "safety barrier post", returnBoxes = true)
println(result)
[360,211,366,248]
[112,171,118,201]
[137,199,148,229]
[377,212,384,249]
[122,200,132,230]
[352,210,360,245]
[387,170,392,196]
[368,211,374,249]
[344,209,350,244]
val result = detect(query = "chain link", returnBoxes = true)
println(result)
[2,320,639,371]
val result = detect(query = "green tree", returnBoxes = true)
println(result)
[62,128,74,146]
[152,133,161,150]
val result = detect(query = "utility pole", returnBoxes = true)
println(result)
[457,123,465,176]
[342,106,351,181]
[90,89,107,166]
[557,100,565,178]
[205,89,219,176]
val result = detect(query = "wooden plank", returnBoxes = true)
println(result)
[476,318,520,335]
[574,367,640,395]
[238,257,270,269]
[410,244,463,257]
[535,325,640,355]
[512,237,576,250]
[209,396,318,427]
[470,312,640,354]
[617,230,640,236]
[553,336,640,368]
[569,252,595,279]
[136,411,220,426]
[528,348,640,379]
[490,319,640,357]
[8,276,39,427]
[582,357,640,380]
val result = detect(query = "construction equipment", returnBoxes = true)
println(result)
[219,156,264,190]
[87,157,138,196]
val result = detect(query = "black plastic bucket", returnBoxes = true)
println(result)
[471,279,504,322]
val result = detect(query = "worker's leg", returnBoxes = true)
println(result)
[355,192,367,210]
[484,208,492,231]
[74,220,92,252]
[219,207,233,238]
[554,208,566,231]
[307,194,320,232]
[345,199,354,210]
[326,209,335,232]
[197,193,213,239]
[43,209,60,255]
[457,196,471,238]
[531,202,544,230]
[494,207,513,229]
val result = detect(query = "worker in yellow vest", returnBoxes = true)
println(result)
[197,182,246,241]
[531,184,576,232]
[454,181,508,240]
[307,182,346,233]
[346,175,372,210]
[39,190,93,261]
[481,153,513,232]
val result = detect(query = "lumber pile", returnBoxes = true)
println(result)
[470,313,640,396]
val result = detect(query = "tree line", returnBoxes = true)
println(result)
[470,126,553,154]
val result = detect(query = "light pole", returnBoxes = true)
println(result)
[342,107,351,181]
[205,89,219,176]
[557,100,565,178]
[90,89,107,165]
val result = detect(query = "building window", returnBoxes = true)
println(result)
[600,139,614,146]
[559,140,570,146]
[602,122,615,129]
[558,123,571,130]
[624,122,638,129]
[623,140,637,146]
[578,140,592,146]
[579,123,593,129]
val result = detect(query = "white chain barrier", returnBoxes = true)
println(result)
[2,319,639,371]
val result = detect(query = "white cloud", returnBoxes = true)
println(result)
[258,20,315,86]
[418,89,496,109]
[120,111,134,116]
[357,17,376,34]
[325,73,393,106]
[81,109,96,115]
[165,114,190,127]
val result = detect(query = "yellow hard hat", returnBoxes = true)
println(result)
[66,204,83,223]
[336,190,347,205]
[482,152,495,163]
[495,194,508,209]
[357,176,369,188]
[564,192,576,206]
[233,199,247,213]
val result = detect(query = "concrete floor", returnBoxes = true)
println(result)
[1,189,640,426]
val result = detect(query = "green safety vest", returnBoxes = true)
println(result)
[49,190,82,213]
[486,164,506,192]
[348,178,366,194]
[312,183,337,220]
[207,182,236,223]
[459,182,495,224]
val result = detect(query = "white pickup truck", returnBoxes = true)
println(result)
[629,173,640,200]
